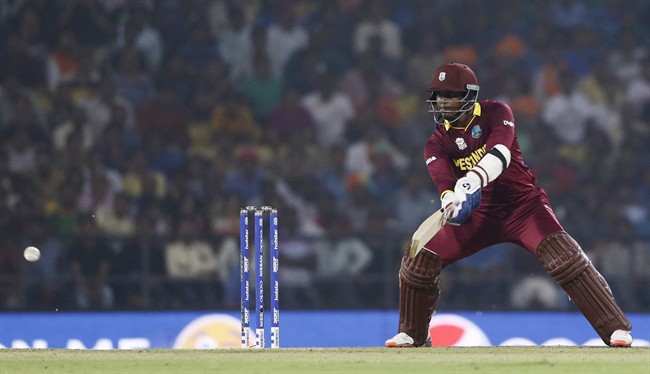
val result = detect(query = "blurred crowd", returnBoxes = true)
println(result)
[0,0,648,312]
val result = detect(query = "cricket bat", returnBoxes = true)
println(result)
[408,209,446,258]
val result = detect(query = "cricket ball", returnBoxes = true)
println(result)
[24,246,41,262]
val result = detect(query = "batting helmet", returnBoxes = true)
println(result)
[427,63,480,126]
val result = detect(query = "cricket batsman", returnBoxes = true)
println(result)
[385,63,633,348]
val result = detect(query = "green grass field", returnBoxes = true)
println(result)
[1,347,648,374]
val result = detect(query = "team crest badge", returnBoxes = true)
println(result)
[455,137,467,150]
[471,125,482,138]
[438,72,446,81]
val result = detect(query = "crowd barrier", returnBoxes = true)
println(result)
[1,310,648,349]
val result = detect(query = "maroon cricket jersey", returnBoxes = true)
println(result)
[421,100,564,265]
[425,100,536,206]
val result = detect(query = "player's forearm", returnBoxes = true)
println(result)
[465,144,511,188]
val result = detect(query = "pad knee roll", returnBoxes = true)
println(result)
[537,232,631,345]
[400,248,442,289]
[398,248,441,346]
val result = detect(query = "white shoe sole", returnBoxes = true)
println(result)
[610,340,630,347]
[385,341,414,348]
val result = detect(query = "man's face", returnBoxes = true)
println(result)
[435,92,464,120]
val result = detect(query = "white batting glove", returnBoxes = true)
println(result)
[455,173,481,195]
[441,191,461,222]
[442,174,483,225]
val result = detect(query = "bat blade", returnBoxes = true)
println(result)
[409,209,446,258]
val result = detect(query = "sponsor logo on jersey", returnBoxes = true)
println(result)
[471,125,482,138]
[455,137,467,150]
[438,72,446,81]
[426,155,437,165]
[503,120,514,127]
[453,144,487,170]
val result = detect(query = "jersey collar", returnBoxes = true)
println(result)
[444,102,481,131]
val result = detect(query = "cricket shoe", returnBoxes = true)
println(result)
[385,332,415,348]
[609,330,632,347]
